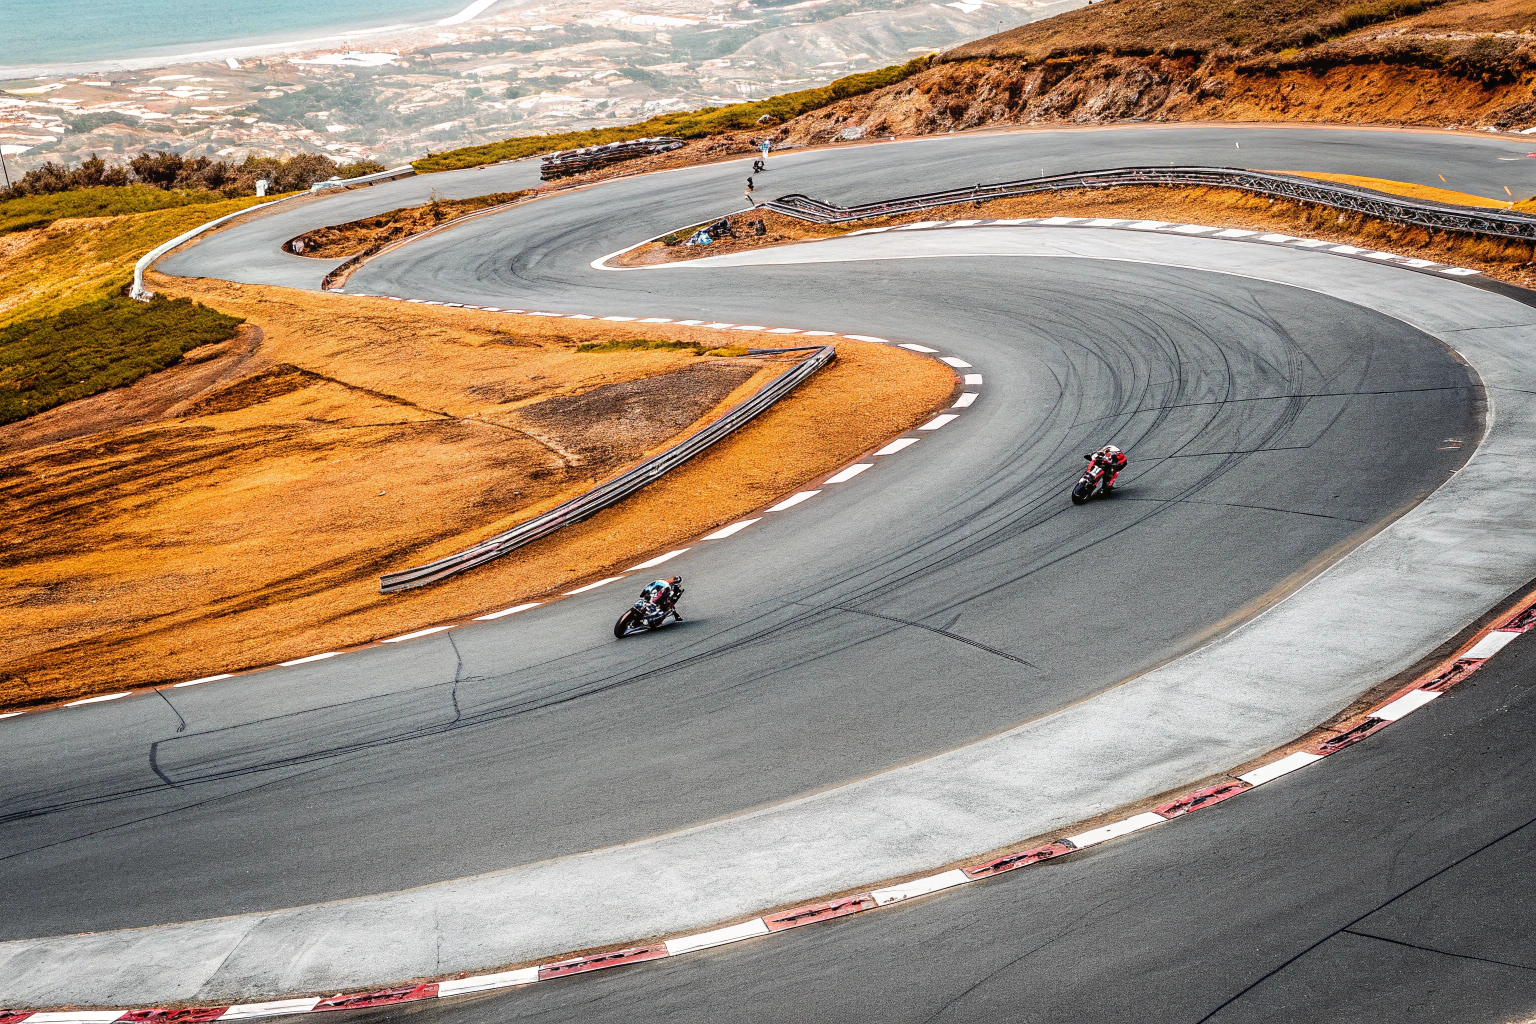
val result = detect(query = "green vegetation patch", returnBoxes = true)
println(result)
[413,57,932,172]
[576,338,750,357]
[0,296,243,425]
[0,186,246,237]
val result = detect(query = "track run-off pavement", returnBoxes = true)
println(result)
[4,126,1536,1015]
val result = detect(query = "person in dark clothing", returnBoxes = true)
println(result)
[639,577,684,622]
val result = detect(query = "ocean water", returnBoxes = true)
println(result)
[0,0,483,70]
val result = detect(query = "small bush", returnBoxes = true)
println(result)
[0,296,243,424]
[3,151,384,201]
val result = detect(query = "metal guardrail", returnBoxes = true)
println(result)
[309,164,416,191]
[130,165,416,299]
[379,345,836,592]
[760,166,1536,241]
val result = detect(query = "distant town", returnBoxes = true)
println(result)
[0,0,1071,175]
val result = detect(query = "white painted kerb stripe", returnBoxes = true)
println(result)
[25,1013,125,1023]
[64,692,131,707]
[664,917,770,955]
[964,373,983,385]
[1066,812,1164,849]
[1371,689,1440,722]
[281,652,340,667]
[1238,750,1323,786]
[566,576,627,595]
[383,625,456,643]
[875,437,919,455]
[826,463,872,483]
[843,334,890,344]
[870,868,969,906]
[174,673,233,688]
[940,356,972,368]
[920,414,958,430]
[953,392,978,408]
[437,967,540,996]
[705,518,760,540]
[218,999,323,1020]
[767,490,820,511]
[899,343,939,353]
[474,602,540,621]
[629,548,689,571]
[1464,629,1519,660]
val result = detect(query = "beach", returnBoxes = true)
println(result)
[2,0,507,80]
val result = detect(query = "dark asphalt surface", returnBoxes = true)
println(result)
[338,624,1536,1024]
[0,256,1477,937]
[1,127,1492,940]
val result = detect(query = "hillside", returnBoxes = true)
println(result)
[768,0,1536,142]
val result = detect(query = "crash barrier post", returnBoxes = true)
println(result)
[759,166,1536,241]
[378,345,837,592]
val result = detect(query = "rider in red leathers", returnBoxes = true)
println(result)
[1085,444,1127,492]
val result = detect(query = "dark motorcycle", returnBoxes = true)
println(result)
[614,585,684,638]
[1072,459,1111,505]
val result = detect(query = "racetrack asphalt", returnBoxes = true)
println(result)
[4,125,1534,1010]
[323,605,1536,1024]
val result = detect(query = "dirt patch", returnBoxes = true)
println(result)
[619,184,1536,289]
[769,58,1536,152]
[289,190,534,260]
[515,361,760,467]
[0,278,955,710]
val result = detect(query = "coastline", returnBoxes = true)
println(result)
[0,0,512,83]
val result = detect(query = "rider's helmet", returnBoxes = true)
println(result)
[1102,444,1121,455]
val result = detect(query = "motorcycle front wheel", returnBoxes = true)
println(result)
[1071,480,1090,505]
[614,609,638,638]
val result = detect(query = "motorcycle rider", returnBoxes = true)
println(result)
[639,576,685,623]
[1084,444,1127,492]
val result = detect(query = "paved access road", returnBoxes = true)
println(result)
[4,126,1533,1011]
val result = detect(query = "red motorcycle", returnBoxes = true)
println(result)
[1072,457,1114,505]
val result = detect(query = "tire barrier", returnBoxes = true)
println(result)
[378,345,836,592]
[761,165,1536,241]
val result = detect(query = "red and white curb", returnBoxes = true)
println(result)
[844,217,1485,277]
[6,592,1527,1019]
[0,307,977,724]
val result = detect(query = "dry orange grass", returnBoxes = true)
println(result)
[1277,171,1516,209]
[0,278,956,710]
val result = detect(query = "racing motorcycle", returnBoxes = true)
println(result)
[614,581,684,638]
[1071,458,1112,505]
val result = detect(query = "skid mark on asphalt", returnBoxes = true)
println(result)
[834,605,1040,670]
[1193,812,1536,1022]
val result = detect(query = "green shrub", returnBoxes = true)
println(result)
[576,338,707,354]
[0,186,242,236]
[0,296,243,424]
[413,56,933,172]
